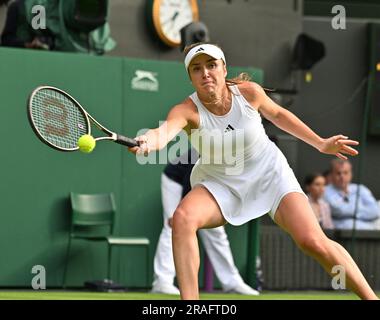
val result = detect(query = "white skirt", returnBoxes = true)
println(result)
[190,140,306,226]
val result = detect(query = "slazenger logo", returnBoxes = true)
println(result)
[131,70,159,92]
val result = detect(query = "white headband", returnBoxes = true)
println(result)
[184,44,226,70]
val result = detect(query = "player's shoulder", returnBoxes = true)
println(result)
[237,81,266,97]
[171,97,198,114]
[236,81,266,108]
[168,97,199,128]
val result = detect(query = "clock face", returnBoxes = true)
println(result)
[152,0,199,47]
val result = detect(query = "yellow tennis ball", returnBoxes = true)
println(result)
[77,134,96,153]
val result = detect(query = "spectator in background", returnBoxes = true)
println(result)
[152,148,259,296]
[304,173,334,229]
[324,159,379,230]
[1,0,54,49]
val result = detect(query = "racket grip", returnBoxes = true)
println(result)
[115,134,140,147]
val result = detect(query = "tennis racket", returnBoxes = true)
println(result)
[27,86,139,151]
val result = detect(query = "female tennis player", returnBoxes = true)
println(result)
[129,43,378,300]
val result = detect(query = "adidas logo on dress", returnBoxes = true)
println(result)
[224,124,235,133]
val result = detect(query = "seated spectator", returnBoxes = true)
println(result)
[376,200,380,230]
[304,173,334,229]
[324,159,379,230]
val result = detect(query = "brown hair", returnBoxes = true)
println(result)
[304,172,324,187]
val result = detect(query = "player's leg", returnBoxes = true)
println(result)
[199,227,259,295]
[274,192,378,300]
[172,185,226,300]
[151,174,182,294]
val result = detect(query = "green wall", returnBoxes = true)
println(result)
[0,47,263,288]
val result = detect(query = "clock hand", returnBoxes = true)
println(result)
[171,11,179,22]
[162,11,180,25]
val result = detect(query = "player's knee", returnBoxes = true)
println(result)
[172,206,197,234]
[296,234,328,257]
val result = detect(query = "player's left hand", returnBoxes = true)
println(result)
[319,135,359,160]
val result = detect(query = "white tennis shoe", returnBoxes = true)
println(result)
[225,282,260,295]
[151,283,180,295]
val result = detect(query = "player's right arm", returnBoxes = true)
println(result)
[129,98,198,155]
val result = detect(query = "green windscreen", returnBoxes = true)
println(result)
[0,47,263,288]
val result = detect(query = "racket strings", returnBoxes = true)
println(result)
[30,89,88,150]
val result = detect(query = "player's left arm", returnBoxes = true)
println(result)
[240,81,359,159]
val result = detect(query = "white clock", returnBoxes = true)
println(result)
[150,0,199,47]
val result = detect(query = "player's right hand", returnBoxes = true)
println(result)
[128,135,150,156]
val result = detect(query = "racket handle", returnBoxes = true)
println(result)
[115,134,140,147]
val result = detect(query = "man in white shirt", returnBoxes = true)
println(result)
[324,159,379,230]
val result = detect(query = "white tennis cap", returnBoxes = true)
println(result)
[184,44,226,70]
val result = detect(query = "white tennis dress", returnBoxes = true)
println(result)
[189,85,305,225]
